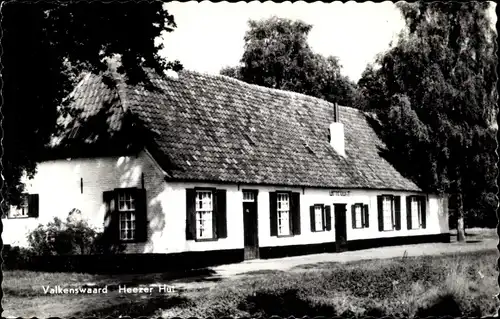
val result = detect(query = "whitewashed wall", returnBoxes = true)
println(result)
[2,150,164,251]
[2,150,449,254]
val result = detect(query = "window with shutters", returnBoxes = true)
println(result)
[382,196,394,231]
[196,190,214,240]
[314,205,324,232]
[9,193,29,218]
[277,193,291,236]
[118,190,136,240]
[409,196,423,229]
[352,203,365,229]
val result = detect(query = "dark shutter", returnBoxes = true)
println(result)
[216,189,227,238]
[103,190,118,242]
[351,205,356,229]
[325,205,332,231]
[269,192,278,236]
[186,189,196,240]
[291,192,301,235]
[420,196,427,229]
[28,194,39,218]
[363,204,369,228]
[134,188,148,242]
[377,196,383,231]
[406,196,412,230]
[310,206,316,232]
[394,196,401,230]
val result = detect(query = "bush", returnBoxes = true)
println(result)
[27,209,125,256]
[2,245,34,270]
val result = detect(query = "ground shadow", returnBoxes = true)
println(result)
[96,267,219,289]
[416,294,463,317]
[238,288,337,317]
[74,294,191,318]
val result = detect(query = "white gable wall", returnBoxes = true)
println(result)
[3,150,449,254]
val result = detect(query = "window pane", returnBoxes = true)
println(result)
[314,206,323,231]
[411,197,420,229]
[383,197,393,230]
[355,205,363,228]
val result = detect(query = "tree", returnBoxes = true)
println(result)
[219,16,357,106]
[357,2,498,241]
[0,2,182,208]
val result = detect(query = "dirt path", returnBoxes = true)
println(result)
[169,238,497,290]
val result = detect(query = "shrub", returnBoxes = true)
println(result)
[1,245,34,270]
[27,209,125,256]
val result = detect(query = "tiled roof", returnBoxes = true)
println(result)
[58,69,421,191]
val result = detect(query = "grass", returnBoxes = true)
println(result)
[3,248,498,318]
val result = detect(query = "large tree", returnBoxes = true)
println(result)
[357,2,497,241]
[0,2,182,208]
[220,16,358,106]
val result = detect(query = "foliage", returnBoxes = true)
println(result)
[0,2,182,208]
[356,2,498,231]
[220,16,358,106]
[1,245,35,271]
[27,210,125,256]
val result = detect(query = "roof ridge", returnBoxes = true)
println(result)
[179,69,358,110]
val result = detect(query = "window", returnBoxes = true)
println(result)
[310,204,326,232]
[407,196,426,229]
[270,191,301,237]
[243,191,255,202]
[411,197,421,228]
[196,190,214,240]
[382,196,394,231]
[378,195,401,231]
[186,188,227,241]
[8,193,38,218]
[277,193,291,236]
[118,190,136,240]
[103,188,147,243]
[351,203,369,229]
[314,205,324,231]
[9,194,29,218]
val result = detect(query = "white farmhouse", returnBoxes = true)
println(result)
[3,69,450,262]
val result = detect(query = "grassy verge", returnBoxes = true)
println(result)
[158,249,499,318]
[3,249,498,318]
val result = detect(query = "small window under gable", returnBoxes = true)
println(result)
[8,193,39,218]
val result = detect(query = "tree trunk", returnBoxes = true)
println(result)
[456,192,466,242]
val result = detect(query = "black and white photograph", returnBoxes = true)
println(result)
[0,1,498,318]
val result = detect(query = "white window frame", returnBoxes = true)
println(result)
[118,190,136,241]
[9,193,29,218]
[410,196,423,229]
[382,195,395,231]
[277,193,291,236]
[353,203,365,229]
[314,204,324,232]
[243,191,255,202]
[195,190,214,240]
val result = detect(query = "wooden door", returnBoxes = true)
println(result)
[243,190,259,260]
[334,203,348,252]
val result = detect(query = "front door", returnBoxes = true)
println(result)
[334,203,348,252]
[243,190,259,260]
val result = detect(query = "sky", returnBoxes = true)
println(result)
[160,1,497,83]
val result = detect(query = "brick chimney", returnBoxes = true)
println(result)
[329,103,346,157]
